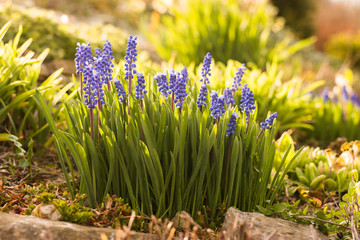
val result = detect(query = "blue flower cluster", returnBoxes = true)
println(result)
[224,87,235,107]
[75,43,92,74]
[181,66,189,83]
[200,52,212,84]
[240,84,256,119]
[232,64,246,92]
[155,72,169,98]
[102,40,115,84]
[322,87,330,102]
[226,112,238,136]
[124,36,138,82]
[168,69,177,95]
[210,91,225,119]
[135,73,147,100]
[351,93,360,107]
[115,79,126,103]
[342,86,349,101]
[197,83,208,109]
[260,112,278,130]
[174,72,188,109]
[83,64,98,109]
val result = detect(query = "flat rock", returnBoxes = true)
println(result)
[222,207,329,240]
[0,212,153,240]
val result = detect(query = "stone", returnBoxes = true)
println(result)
[32,204,62,221]
[171,211,201,231]
[0,212,153,240]
[222,207,328,240]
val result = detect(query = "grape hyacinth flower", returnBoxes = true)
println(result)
[196,83,207,110]
[75,42,92,74]
[200,52,212,85]
[83,64,97,139]
[231,63,246,93]
[114,79,126,103]
[102,40,115,88]
[174,72,188,110]
[322,87,330,102]
[351,93,360,107]
[168,69,177,109]
[124,36,138,95]
[342,86,349,101]
[135,73,147,100]
[181,66,189,83]
[240,83,256,120]
[260,112,278,130]
[75,42,92,98]
[83,64,98,110]
[226,112,237,136]
[224,87,235,107]
[258,112,277,141]
[210,91,225,119]
[155,72,169,98]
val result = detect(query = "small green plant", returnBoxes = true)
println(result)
[38,37,303,220]
[145,0,314,68]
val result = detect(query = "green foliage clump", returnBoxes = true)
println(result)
[145,0,314,68]
[325,30,360,69]
[0,21,67,144]
[38,40,303,220]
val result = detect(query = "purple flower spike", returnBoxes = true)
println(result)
[135,73,147,100]
[83,64,98,109]
[342,86,349,101]
[75,43,92,75]
[240,83,256,120]
[351,93,360,107]
[200,52,212,85]
[232,64,246,92]
[226,112,238,136]
[181,66,189,83]
[197,83,207,109]
[102,40,115,84]
[124,36,138,94]
[210,91,225,119]
[174,72,188,109]
[322,87,330,102]
[115,79,126,103]
[224,87,235,107]
[168,69,177,95]
[260,112,278,130]
[155,72,169,98]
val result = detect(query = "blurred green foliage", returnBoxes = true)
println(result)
[326,30,360,69]
[270,0,316,38]
[0,4,127,62]
[145,0,314,68]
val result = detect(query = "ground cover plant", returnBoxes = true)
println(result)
[37,36,303,221]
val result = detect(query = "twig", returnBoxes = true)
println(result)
[295,216,350,230]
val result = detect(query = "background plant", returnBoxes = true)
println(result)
[38,38,303,220]
[145,0,314,68]
[0,21,70,145]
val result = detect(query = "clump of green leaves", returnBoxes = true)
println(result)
[0,21,68,145]
[145,0,314,68]
[38,39,303,220]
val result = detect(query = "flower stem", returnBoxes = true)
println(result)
[224,137,232,202]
